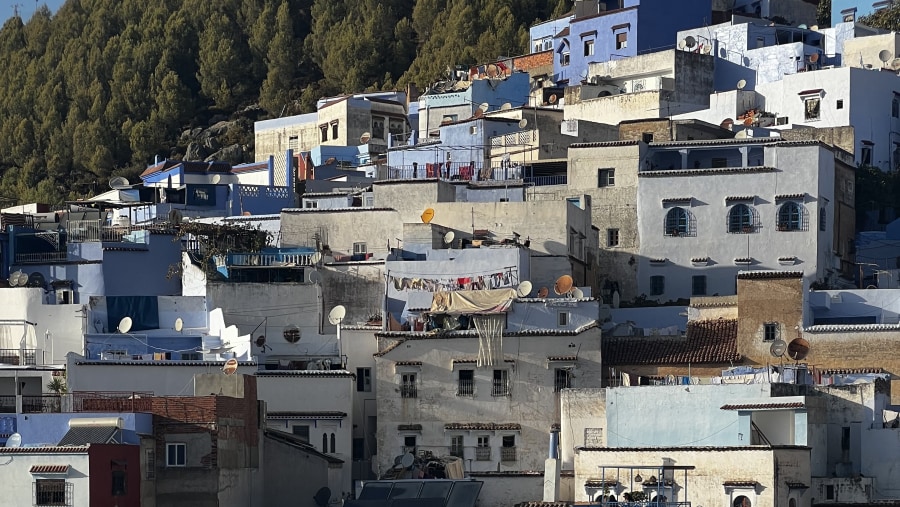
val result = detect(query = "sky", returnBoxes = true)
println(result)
[1,0,63,24]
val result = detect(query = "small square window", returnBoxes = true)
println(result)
[836,99,844,109]
[288,135,299,150]
[357,367,372,392]
[558,311,569,326]
[561,52,570,66]
[450,435,464,457]
[804,97,820,121]
[166,442,186,467]
[584,40,594,57]
[111,470,126,496]
[353,242,367,255]
[598,168,615,187]
[692,275,707,296]
[35,479,67,506]
[607,228,620,247]
[554,368,572,392]
[320,125,328,142]
[756,36,765,48]
[331,121,339,139]
[650,276,665,296]
[403,435,417,454]
[616,32,628,50]
[641,132,653,143]
[763,322,779,342]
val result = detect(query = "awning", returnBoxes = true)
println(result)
[430,289,517,315]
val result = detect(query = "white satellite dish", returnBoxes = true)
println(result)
[118,317,133,334]
[308,270,322,284]
[572,287,585,299]
[108,176,130,190]
[211,174,222,184]
[516,281,533,298]
[701,45,712,55]
[518,118,528,128]
[478,102,490,113]
[400,452,415,468]
[880,49,893,64]
[328,305,347,325]
[9,270,23,287]
[736,79,747,90]
[360,132,372,144]
[174,317,184,332]
[5,433,21,448]
[677,39,686,50]
[311,252,322,264]
[500,102,512,111]
[444,231,455,244]
[17,272,29,287]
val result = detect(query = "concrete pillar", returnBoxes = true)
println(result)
[543,458,561,502]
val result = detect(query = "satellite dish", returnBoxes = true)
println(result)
[677,39,687,50]
[108,176,130,190]
[579,69,589,80]
[478,102,490,113]
[308,270,322,284]
[174,317,184,332]
[787,337,810,361]
[444,231,455,244]
[328,305,347,325]
[554,275,574,295]
[360,132,372,144]
[5,433,21,448]
[798,24,808,29]
[890,58,900,71]
[283,325,301,343]
[168,208,184,226]
[314,487,332,507]
[473,108,484,119]
[421,208,435,223]
[880,49,893,63]
[684,36,697,49]
[9,270,23,287]
[736,79,747,90]
[735,130,749,139]
[537,286,549,298]
[518,118,528,128]
[810,25,819,31]
[118,317,133,334]
[500,102,512,111]
[487,64,499,77]
[548,94,558,104]
[517,281,533,298]
[400,452,415,468]
[809,52,819,63]
[701,45,712,55]
[223,358,239,375]
[211,174,221,184]
[770,339,787,358]
[572,287,584,299]
[255,336,266,348]
[311,252,322,264]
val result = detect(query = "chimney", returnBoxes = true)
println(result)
[543,425,561,502]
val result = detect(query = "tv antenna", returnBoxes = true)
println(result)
[5,432,21,448]
[770,339,787,358]
[736,79,747,90]
[211,174,221,184]
[684,36,697,50]
[443,231,455,245]
[328,305,346,326]
[500,102,512,111]
[571,287,584,299]
[548,94,558,105]
[787,337,810,361]
[478,102,490,114]
[537,286,549,298]
[421,208,435,223]
[283,324,301,343]
[880,50,893,66]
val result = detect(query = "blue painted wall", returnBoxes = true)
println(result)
[13,412,152,446]
[84,333,203,360]
[531,16,573,53]
[311,145,368,167]
[102,234,182,296]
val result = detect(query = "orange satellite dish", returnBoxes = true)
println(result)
[421,208,435,223]
[537,287,549,298]
[554,275,574,295]
[223,358,239,375]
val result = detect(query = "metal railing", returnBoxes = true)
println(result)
[400,383,417,399]
[457,379,474,397]
[15,252,68,264]
[500,447,517,462]
[0,395,14,413]
[525,175,567,186]
[224,252,314,267]
[72,391,155,413]
[22,395,61,413]
[475,447,491,461]
[491,379,510,397]
[0,349,36,365]
[65,220,167,243]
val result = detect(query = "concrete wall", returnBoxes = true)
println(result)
[560,388,606,469]
[374,328,603,475]
[0,287,83,365]
[255,113,319,162]
[65,358,258,394]
[472,474,546,507]
[0,450,91,506]
[263,433,342,507]
[736,276,804,363]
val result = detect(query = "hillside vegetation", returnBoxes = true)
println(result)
[0,0,567,204]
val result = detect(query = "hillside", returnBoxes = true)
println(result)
[0,0,567,205]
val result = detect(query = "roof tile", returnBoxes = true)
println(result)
[720,402,804,410]
[444,422,521,431]
[602,319,740,365]
[29,465,69,474]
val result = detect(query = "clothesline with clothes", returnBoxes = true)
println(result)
[387,267,520,293]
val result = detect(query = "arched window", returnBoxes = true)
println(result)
[665,207,689,236]
[322,433,328,453]
[733,496,751,507]
[330,433,336,453]
[728,204,755,233]
[778,202,803,231]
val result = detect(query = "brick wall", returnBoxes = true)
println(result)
[512,51,553,73]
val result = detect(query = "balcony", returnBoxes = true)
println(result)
[0,395,14,413]
[400,383,417,399]
[22,395,61,413]
[15,252,69,264]
[65,220,168,243]
[457,380,474,397]
[475,447,491,461]
[500,446,517,462]
[0,349,36,365]
[224,250,315,267]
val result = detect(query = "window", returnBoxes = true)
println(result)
[561,51,570,66]
[476,436,491,460]
[450,435,464,457]
[166,443,186,467]
[403,435,417,454]
[320,125,328,142]
[492,369,510,397]
[836,99,844,109]
[111,470,126,496]
[181,352,201,361]
[357,367,372,392]
[35,479,67,506]
[331,121,339,140]
[893,98,899,118]
[400,373,417,398]
[728,204,755,233]
[756,36,765,48]
[616,32,628,49]
[372,118,385,139]
[554,368,572,392]
[597,168,615,187]
[711,157,728,168]
[457,369,474,396]
[665,207,689,236]
[330,432,336,453]
[557,311,569,327]
[584,39,594,56]
[826,485,835,499]
[764,322,779,342]
[778,202,804,231]
[323,433,328,452]
[804,97,820,121]
[650,275,665,296]
[305,201,318,209]
[292,425,310,443]
[353,242,367,255]
[820,207,826,231]
[776,116,789,125]
[501,435,516,462]
[607,228,620,247]
[288,135,299,150]
[692,275,707,296]
[861,142,873,166]
[641,132,653,143]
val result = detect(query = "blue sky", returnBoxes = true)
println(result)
[2,0,63,24]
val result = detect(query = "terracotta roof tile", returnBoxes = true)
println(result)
[29,465,69,474]
[444,423,521,431]
[0,446,88,454]
[266,411,347,419]
[786,482,809,488]
[602,319,740,365]
[720,402,804,410]
[584,478,619,487]
[736,270,803,279]
[395,361,422,366]
[723,480,759,487]
[820,367,883,375]
[548,355,578,362]
[398,424,422,431]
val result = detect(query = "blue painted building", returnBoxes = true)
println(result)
[553,0,712,85]
[530,16,573,53]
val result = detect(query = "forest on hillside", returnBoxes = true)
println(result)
[0,0,569,205]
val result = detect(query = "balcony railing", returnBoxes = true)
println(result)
[65,220,167,243]
[72,391,155,412]
[224,251,314,267]
[475,447,491,461]
[0,349,36,365]
[491,379,510,397]
[400,383,417,399]
[500,446,517,462]
[457,380,474,397]
[22,395,61,413]
[0,395,15,413]
[524,175,567,186]
[449,445,464,458]
[15,252,68,264]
